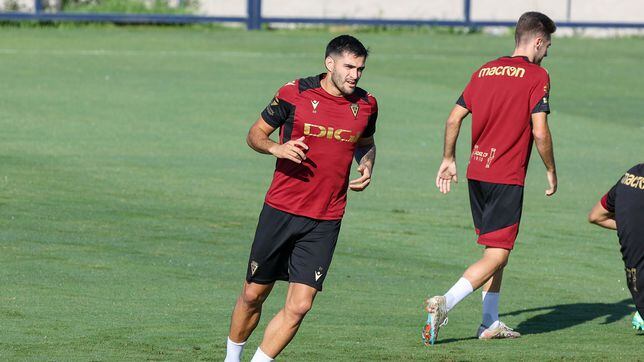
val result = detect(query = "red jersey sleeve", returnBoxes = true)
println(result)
[530,70,551,114]
[456,73,475,111]
[260,81,298,128]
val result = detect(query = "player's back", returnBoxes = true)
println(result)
[613,164,644,265]
[459,56,550,185]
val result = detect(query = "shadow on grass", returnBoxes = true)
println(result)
[500,298,633,335]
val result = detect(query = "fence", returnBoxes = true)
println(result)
[1,0,644,30]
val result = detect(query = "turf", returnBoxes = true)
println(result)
[0,26,642,360]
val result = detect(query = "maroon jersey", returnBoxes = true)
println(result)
[457,56,550,186]
[260,74,378,220]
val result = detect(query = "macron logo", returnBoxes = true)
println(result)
[314,271,323,281]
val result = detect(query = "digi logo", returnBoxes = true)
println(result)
[304,123,360,143]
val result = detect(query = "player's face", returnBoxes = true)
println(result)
[326,52,366,96]
[534,36,551,65]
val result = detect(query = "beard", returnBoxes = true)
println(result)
[331,72,356,96]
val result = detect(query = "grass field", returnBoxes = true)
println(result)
[1,25,642,360]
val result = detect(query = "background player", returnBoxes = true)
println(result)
[588,163,644,331]
[224,35,378,361]
[424,12,557,345]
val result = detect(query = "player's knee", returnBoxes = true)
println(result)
[240,288,268,308]
[285,298,314,319]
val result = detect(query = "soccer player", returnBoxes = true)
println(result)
[224,35,378,362]
[588,164,644,331]
[424,12,557,345]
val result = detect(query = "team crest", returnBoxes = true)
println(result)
[250,261,259,276]
[311,100,319,113]
[350,103,359,119]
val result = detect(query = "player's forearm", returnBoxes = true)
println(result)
[247,128,279,155]
[442,117,462,160]
[592,218,617,230]
[355,142,376,169]
[533,129,556,172]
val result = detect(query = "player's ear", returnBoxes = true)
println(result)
[534,36,543,51]
[324,56,334,73]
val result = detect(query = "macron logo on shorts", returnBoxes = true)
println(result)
[250,261,259,276]
[315,267,324,281]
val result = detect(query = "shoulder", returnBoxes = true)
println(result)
[629,163,644,176]
[353,87,378,113]
[297,75,321,93]
[354,87,377,105]
[528,64,550,82]
[274,75,323,101]
[273,79,299,102]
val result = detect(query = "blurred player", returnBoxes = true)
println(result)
[424,12,557,345]
[224,35,378,361]
[588,163,644,331]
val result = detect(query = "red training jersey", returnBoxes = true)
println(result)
[458,56,551,186]
[259,74,378,220]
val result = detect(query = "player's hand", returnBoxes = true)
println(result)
[436,158,458,194]
[269,136,309,164]
[349,164,371,192]
[545,169,557,196]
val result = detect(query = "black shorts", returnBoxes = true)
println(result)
[468,179,524,250]
[245,203,341,291]
[625,265,644,316]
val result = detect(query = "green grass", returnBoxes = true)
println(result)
[0,26,643,360]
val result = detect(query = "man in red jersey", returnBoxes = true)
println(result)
[224,35,378,362]
[423,12,558,345]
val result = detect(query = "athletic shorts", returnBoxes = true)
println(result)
[468,179,524,250]
[625,265,644,316]
[245,203,341,291]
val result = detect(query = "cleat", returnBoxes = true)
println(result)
[422,296,448,346]
[632,312,644,331]
[477,321,521,340]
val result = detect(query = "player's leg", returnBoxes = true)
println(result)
[463,247,509,289]
[470,182,522,339]
[225,204,296,362]
[424,181,520,345]
[250,217,340,359]
[253,283,318,360]
[229,281,275,341]
[481,267,503,328]
[227,281,274,361]
[626,265,644,331]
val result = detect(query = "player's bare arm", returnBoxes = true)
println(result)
[588,201,617,230]
[531,112,557,196]
[247,117,309,164]
[349,136,376,192]
[436,104,470,194]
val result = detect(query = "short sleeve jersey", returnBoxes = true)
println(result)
[259,74,378,220]
[600,164,644,267]
[457,56,551,186]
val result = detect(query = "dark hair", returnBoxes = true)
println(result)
[515,12,556,45]
[325,35,369,59]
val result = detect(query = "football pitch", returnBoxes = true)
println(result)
[1,25,642,360]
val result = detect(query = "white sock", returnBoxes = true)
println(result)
[481,291,500,328]
[444,277,474,311]
[250,347,274,362]
[224,337,246,362]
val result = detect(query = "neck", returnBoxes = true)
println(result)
[511,47,535,63]
[320,73,343,97]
